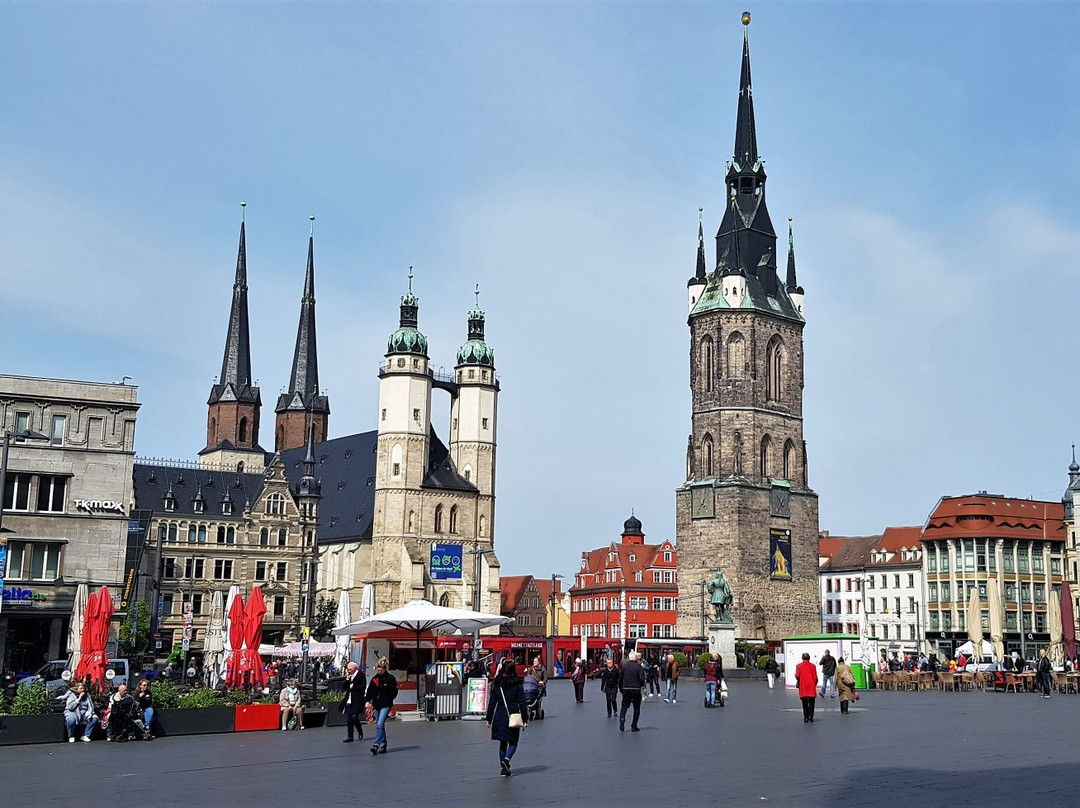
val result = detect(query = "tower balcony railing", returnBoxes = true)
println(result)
[376,363,500,389]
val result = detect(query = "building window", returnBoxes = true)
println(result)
[628,624,647,638]
[663,570,673,583]
[449,505,458,534]
[36,476,66,512]
[163,558,177,578]
[161,594,173,616]
[482,418,489,430]
[260,528,269,546]
[187,525,197,543]
[255,561,267,581]
[213,559,233,580]
[766,338,784,402]
[652,597,662,610]
[184,558,205,579]
[273,596,286,618]
[701,335,714,393]
[50,414,66,446]
[276,562,287,581]
[3,473,32,511]
[198,525,207,543]
[265,493,285,516]
[278,528,288,546]
[193,499,204,514]
[434,505,444,533]
[726,333,745,378]
[702,434,714,477]
[783,440,795,480]
[14,411,31,433]
[391,444,403,479]
[759,435,772,478]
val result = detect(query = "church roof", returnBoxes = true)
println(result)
[209,217,261,407]
[132,462,268,519]
[277,231,329,416]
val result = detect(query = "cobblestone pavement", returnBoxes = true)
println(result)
[3,679,1077,807]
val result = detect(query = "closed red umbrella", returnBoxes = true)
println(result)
[1062,582,1076,661]
[74,587,114,688]
[226,593,246,689]
[243,586,267,688]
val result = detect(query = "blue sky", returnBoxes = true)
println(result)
[3,2,1079,580]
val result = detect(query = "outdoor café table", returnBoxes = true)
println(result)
[1017,672,1037,691]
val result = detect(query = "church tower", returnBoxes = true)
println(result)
[675,14,820,641]
[275,218,330,452]
[201,206,265,472]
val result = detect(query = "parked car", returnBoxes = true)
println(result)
[18,658,130,694]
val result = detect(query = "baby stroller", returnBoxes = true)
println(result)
[105,694,151,742]
[522,673,545,721]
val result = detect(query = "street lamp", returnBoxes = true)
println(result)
[467,547,494,658]
[549,573,565,639]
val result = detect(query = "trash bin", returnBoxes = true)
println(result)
[850,662,867,689]
[423,663,464,721]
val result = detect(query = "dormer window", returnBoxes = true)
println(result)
[193,499,204,514]
[222,501,233,516]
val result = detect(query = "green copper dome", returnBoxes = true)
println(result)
[457,304,494,367]
[386,286,428,356]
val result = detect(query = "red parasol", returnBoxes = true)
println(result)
[242,586,268,688]
[225,593,246,689]
[1062,582,1076,661]
[73,587,114,688]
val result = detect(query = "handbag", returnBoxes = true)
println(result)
[501,686,524,729]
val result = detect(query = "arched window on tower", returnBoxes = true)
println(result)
[439,592,451,608]
[760,435,772,479]
[276,426,284,451]
[702,433,714,478]
[209,417,216,440]
[463,465,472,483]
[726,332,746,379]
[434,504,444,533]
[700,335,714,393]
[449,505,458,534]
[766,337,785,402]
[479,515,487,537]
[783,439,796,481]
[391,444,403,479]
[239,417,249,443]
[407,510,416,534]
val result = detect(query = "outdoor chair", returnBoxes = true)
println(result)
[1004,673,1021,693]
[937,671,955,692]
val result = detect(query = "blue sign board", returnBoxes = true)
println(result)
[430,543,463,580]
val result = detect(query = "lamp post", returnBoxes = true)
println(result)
[468,547,494,657]
[0,428,50,620]
[549,573,565,639]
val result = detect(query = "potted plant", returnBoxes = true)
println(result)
[0,683,66,745]
[321,689,347,727]
[154,683,234,736]
[235,689,279,732]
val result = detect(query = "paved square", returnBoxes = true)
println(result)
[2,680,1076,806]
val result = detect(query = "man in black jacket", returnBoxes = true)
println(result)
[819,650,837,698]
[340,662,367,742]
[618,652,646,732]
[1037,649,1053,698]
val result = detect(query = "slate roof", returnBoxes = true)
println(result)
[818,536,878,572]
[280,431,378,545]
[132,462,267,519]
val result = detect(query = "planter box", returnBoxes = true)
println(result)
[235,703,280,732]
[301,706,328,728]
[325,708,347,727]
[0,714,67,745]
[155,707,235,737]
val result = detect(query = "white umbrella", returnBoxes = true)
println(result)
[987,577,1005,662]
[66,583,89,674]
[203,590,226,688]
[956,639,993,658]
[967,586,984,662]
[360,584,374,621]
[334,590,352,671]
[222,584,241,684]
[331,598,511,693]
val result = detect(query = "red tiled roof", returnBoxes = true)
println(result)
[500,575,531,613]
[923,495,1065,542]
[819,536,878,570]
[533,578,562,602]
[818,536,846,560]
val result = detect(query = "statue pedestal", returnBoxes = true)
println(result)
[708,621,737,672]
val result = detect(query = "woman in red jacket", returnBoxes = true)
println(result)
[795,652,819,723]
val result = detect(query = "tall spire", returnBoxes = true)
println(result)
[695,207,707,281]
[734,12,759,167]
[274,216,329,452]
[786,218,802,292]
[208,204,260,407]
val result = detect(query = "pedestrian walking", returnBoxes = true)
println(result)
[599,657,621,717]
[819,650,837,698]
[664,654,680,703]
[485,658,528,777]
[645,656,660,698]
[764,655,780,689]
[1037,649,1052,698]
[796,652,818,723]
[571,658,587,703]
[365,657,398,755]
[618,651,646,732]
[835,657,856,715]
[340,661,367,742]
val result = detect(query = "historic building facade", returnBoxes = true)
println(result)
[675,16,820,641]
[0,374,139,672]
[570,516,678,641]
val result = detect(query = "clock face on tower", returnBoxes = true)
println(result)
[770,486,790,517]
[691,485,714,519]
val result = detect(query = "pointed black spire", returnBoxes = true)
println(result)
[692,208,707,283]
[786,218,803,293]
[297,417,321,499]
[734,14,759,167]
[277,217,328,417]
[209,205,260,406]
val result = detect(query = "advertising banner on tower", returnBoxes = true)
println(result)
[430,543,463,580]
[770,529,792,581]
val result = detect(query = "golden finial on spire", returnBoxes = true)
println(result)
[742,11,751,26]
